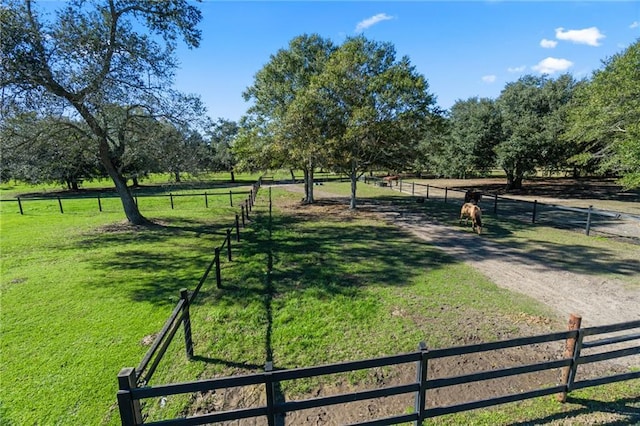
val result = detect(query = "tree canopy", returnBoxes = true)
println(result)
[237,34,437,208]
[564,40,640,189]
[496,74,577,189]
[239,34,335,203]
[1,0,202,224]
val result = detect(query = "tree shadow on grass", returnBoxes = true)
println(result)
[363,194,640,281]
[78,217,241,305]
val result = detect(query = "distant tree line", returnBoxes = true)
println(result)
[236,33,639,205]
[1,0,637,222]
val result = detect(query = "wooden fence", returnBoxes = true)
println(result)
[116,179,638,424]
[364,178,640,241]
[117,317,639,425]
[125,181,261,392]
[0,189,252,215]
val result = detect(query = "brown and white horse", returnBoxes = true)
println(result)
[460,202,482,235]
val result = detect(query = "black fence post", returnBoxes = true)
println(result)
[226,229,232,261]
[444,187,448,203]
[235,214,240,242]
[214,247,222,289]
[493,193,498,215]
[532,200,537,223]
[426,184,429,199]
[585,205,593,236]
[249,190,253,210]
[412,182,415,196]
[246,201,250,219]
[170,193,174,210]
[399,179,403,193]
[229,190,233,207]
[205,192,209,208]
[415,342,429,424]
[17,197,23,215]
[57,196,64,214]
[265,361,276,426]
[117,367,143,425]
[180,289,194,359]
[241,205,246,227]
[98,195,102,212]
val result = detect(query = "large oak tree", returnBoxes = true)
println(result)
[1,0,202,224]
[564,40,640,188]
[311,36,437,208]
[239,34,335,203]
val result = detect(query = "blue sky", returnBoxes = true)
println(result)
[172,1,639,122]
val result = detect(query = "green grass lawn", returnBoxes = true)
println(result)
[1,179,637,425]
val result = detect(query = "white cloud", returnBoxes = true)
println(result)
[540,38,557,48]
[481,75,497,83]
[532,57,573,74]
[507,65,526,73]
[631,21,639,29]
[355,13,394,32]
[555,27,605,46]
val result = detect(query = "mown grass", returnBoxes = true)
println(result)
[1,179,637,425]
[0,185,252,425]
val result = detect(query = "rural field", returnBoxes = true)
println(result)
[0,175,638,425]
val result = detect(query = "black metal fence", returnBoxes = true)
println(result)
[117,317,639,425]
[367,178,640,242]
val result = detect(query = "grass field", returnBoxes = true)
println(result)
[1,177,638,425]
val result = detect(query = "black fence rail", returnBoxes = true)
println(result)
[122,180,261,397]
[367,179,640,242]
[117,317,639,425]
[0,189,253,215]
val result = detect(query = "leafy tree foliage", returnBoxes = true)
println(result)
[310,36,437,208]
[564,40,640,188]
[1,0,202,224]
[439,97,502,178]
[208,118,239,181]
[240,34,335,203]
[497,74,577,190]
[1,113,100,188]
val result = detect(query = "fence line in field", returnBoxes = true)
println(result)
[129,180,261,389]
[0,190,253,215]
[117,315,640,425]
[117,184,639,424]
[364,177,640,241]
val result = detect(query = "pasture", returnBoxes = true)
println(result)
[0,177,638,425]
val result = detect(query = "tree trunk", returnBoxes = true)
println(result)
[303,168,310,203]
[98,140,148,225]
[174,170,181,182]
[131,176,140,187]
[350,159,358,210]
[289,169,295,183]
[71,180,79,191]
[308,166,314,204]
[230,170,235,183]
[69,97,147,225]
[505,169,523,191]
